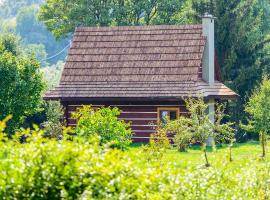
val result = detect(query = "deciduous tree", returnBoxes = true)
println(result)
[242,74,270,158]
[38,0,190,39]
[0,34,45,133]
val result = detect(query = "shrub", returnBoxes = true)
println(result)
[42,101,65,139]
[1,117,270,199]
[165,116,192,152]
[72,105,132,150]
[142,125,171,161]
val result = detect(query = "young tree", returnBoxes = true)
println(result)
[166,97,235,166]
[165,116,192,152]
[242,75,270,158]
[185,97,215,167]
[214,104,235,162]
[0,33,45,133]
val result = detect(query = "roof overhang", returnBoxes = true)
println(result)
[43,94,239,102]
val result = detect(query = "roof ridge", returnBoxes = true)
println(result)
[75,24,202,32]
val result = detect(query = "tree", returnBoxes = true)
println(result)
[42,101,65,139]
[242,75,270,158]
[185,97,215,167]
[0,33,45,133]
[0,0,43,18]
[191,0,270,135]
[38,0,190,39]
[166,97,235,166]
[165,116,192,152]
[24,43,47,67]
[0,18,16,34]
[16,6,69,65]
[41,60,64,89]
[214,103,235,162]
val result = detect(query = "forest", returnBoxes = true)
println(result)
[1,0,270,199]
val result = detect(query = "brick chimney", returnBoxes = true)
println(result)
[202,13,215,86]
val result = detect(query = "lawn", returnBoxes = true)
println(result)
[128,141,268,168]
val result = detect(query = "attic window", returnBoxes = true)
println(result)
[157,107,179,125]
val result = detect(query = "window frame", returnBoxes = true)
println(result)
[157,107,180,124]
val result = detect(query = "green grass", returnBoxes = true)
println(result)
[127,141,268,168]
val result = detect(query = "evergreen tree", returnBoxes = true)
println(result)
[192,0,270,139]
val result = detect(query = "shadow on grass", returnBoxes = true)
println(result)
[129,140,260,152]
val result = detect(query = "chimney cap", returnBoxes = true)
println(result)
[202,12,216,19]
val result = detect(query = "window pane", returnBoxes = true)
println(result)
[160,111,169,125]
[169,111,177,120]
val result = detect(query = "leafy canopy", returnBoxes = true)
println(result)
[0,33,45,133]
[38,0,192,39]
[241,74,270,158]
[192,0,270,126]
[243,75,270,134]
[72,105,132,149]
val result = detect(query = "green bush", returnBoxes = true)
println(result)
[1,117,270,199]
[165,116,192,152]
[42,100,65,139]
[142,125,171,161]
[72,105,132,150]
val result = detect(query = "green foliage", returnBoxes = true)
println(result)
[184,97,215,146]
[214,103,235,145]
[192,0,270,128]
[42,101,65,139]
[150,126,171,150]
[24,43,47,67]
[1,117,270,199]
[41,60,64,89]
[0,33,21,55]
[0,18,16,34]
[0,0,43,18]
[242,74,270,158]
[15,5,69,65]
[166,97,235,166]
[166,116,192,152]
[72,105,132,149]
[39,0,192,39]
[0,33,45,133]
[142,125,171,161]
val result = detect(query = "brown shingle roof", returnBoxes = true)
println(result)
[45,24,238,100]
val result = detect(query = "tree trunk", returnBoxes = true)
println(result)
[229,146,233,162]
[204,148,210,167]
[261,131,266,158]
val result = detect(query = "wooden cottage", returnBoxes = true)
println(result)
[44,14,238,142]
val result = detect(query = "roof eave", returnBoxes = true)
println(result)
[43,94,239,102]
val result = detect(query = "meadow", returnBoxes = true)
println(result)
[129,141,267,168]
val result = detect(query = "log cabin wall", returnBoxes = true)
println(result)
[63,101,188,142]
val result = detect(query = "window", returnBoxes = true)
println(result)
[157,107,179,125]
